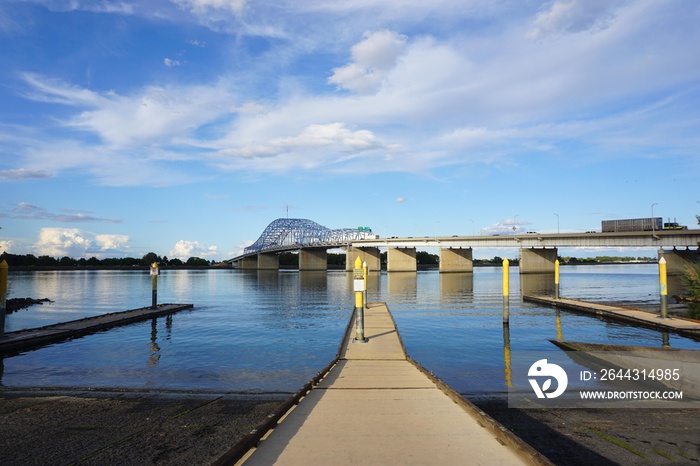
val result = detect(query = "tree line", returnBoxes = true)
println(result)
[0,251,658,269]
[0,252,216,268]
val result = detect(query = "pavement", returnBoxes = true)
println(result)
[239,303,545,466]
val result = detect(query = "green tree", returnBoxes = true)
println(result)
[141,252,161,266]
[185,257,209,266]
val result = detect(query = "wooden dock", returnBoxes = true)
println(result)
[0,303,193,355]
[524,295,700,340]
[226,303,551,465]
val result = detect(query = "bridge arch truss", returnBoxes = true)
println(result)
[243,218,373,255]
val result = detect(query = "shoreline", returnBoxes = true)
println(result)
[1,388,697,466]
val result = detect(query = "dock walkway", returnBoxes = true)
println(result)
[524,296,700,340]
[237,303,548,465]
[0,303,193,355]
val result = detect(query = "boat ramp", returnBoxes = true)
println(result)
[219,302,551,466]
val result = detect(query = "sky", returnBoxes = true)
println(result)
[0,0,699,261]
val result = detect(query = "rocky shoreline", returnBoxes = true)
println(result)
[5,297,53,314]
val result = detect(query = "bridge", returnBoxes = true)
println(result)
[228,219,700,274]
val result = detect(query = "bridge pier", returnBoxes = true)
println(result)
[439,247,473,273]
[388,247,417,272]
[519,247,558,274]
[659,247,699,275]
[257,253,279,270]
[346,247,381,272]
[238,256,258,270]
[299,249,327,271]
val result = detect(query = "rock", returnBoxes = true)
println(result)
[5,298,53,314]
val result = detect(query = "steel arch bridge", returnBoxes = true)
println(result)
[242,218,375,256]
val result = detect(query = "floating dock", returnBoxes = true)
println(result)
[524,295,700,340]
[0,303,193,355]
[221,303,551,465]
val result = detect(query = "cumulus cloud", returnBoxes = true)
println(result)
[169,240,219,260]
[329,30,407,94]
[0,239,15,253]
[395,197,407,202]
[216,122,390,170]
[34,228,130,258]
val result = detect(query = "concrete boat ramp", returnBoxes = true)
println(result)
[0,303,193,355]
[230,303,551,466]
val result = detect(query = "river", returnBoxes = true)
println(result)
[2,265,698,395]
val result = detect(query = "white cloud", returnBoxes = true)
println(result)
[20,74,236,147]
[164,58,182,67]
[0,240,15,254]
[34,228,130,258]
[395,197,407,202]
[173,0,246,15]
[215,122,390,171]
[528,0,623,40]
[8,1,700,186]
[329,30,407,94]
[169,240,219,260]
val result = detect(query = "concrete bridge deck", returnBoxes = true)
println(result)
[0,303,194,355]
[236,303,550,465]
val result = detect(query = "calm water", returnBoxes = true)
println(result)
[2,265,698,395]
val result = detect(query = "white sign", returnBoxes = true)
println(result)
[353,279,365,292]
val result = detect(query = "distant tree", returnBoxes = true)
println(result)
[59,256,77,266]
[416,251,439,265]
[37,255,58,266]
[141,252,161,266]
[168,258,184,266]
[185,256,209,266]
[328,253,346,267]
[279,252,299,266]
[86,256,100,266]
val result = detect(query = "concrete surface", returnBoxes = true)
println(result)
[240,303,538,466]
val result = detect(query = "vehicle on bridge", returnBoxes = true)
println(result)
[602,217,687,233]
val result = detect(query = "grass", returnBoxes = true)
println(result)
[587,429,647,459]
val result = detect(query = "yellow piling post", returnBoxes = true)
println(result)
[150,262,159,309]
[659,257,668,319]
[502,258,510,324]
[353,256,367,342]
[0,259,8,337]
[363,260,368,309]
[554,259,560,299]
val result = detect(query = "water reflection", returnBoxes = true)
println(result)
[440,273,474,303]
[502,324,512,388]
[147,318,160,367]
[520,273,555,296]
[388,272,417,301]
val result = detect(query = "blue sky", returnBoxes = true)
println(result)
[1,0,698,261]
